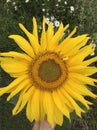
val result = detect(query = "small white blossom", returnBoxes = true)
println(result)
[70,6,75,12]
[46,17,50,25]
[42,3,45,6]
[90,43,96,56]
[25,0,30,3]
[64,1,67,5]
[63,9,66,11]
[42,8,45,12]
[46,12,49,16]
[54,20,60,27]
[58,0,61,2]
[90,52,95,56]
[12,2,16,5]
[14,6,18,11]
[51,16,55,21]
[56,4,59,7]
[92,43,96,48]
[6,0,11,3]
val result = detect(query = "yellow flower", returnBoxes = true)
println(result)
[0,17,97,127]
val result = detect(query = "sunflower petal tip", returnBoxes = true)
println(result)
[12,110,16,115]
[7,97,10,101]
[43,16,46,22]
[63,24,69,31]
[75,26,77,30]
[18,23,24,29]
[8,35,16,39]
[33,16,35,19]
[18,23,22,26]
[67,24,69,28]
[8,35,12,38]
[66,114,70,120]
[7,93,14,102]
[60,22,63,26]
[32,17,36,22]
[43,16,45,19]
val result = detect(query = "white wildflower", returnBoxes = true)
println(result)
[64,1,67,5]
[42,8,45,12]
[12,2,16,5]
[92,43,96,48]
[90,52,95,56]
[46,17,50,25]
[54,20,60,27]
[90,43,96,56]
[25,0,30,3]
[51,16,55,21]
[70,6,75,12]
[14,6,18,11]
[6,0,11,3]
[56,4,59,7]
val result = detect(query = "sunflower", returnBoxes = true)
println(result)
[0,17,97,127]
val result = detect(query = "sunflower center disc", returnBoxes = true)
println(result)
[39,59,61,82]
[31,52,68,90]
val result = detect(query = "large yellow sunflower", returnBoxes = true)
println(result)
[0,17,97,127]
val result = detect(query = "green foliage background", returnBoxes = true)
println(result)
[0,0,97,130]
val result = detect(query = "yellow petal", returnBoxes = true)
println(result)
[12,84,31,115]
[26,98,33,122]
[47,22,54,43]
[13,86,35,115]
[43,91,54,127]
[39,91,45,121]
[9,72,28,78]
[47,23,69,50]
[55,33,88,56]
[0,51,32,62]
[65,27,77,39]
[69,73,96,86]
[80,67,97,76]
[67,79,97,98]
[53,103,63,126]
[52,90,70,120]
[68,44,94,66]
[19,23,40,54]
[57,89,73,110]
[61,87,84,117]
[32,17,38,39]
[9,35,34,57]
[40,17,47,52]
[30,89,40,121]
[56,26,77,52]
[43,91,63,126]
[0,56,29,76]
[0,75,28,96]
[66,37,90,56]
[7,79,32,101]
[65,85,91,109]
[69,65,85,72]
[69,66,97,76]
[82,56,97,66]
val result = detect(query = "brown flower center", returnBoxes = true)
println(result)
[31,52,68,90]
